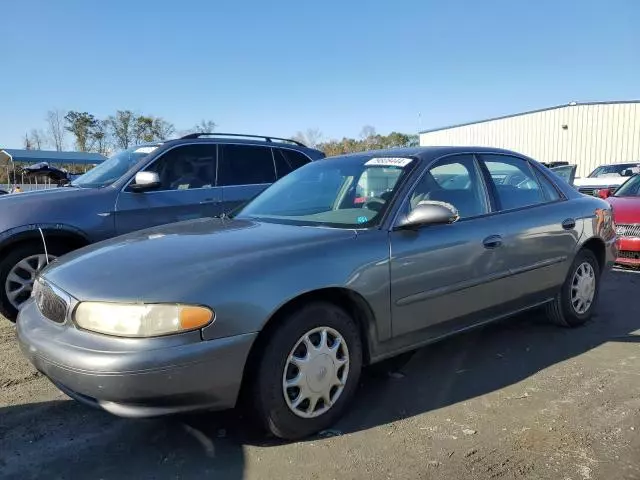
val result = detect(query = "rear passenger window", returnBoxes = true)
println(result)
[274,149,311,179]
[480,155,546,210]
[533,169,561,201]
[218,145,276,186]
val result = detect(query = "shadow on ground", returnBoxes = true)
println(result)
[1,269,638,479]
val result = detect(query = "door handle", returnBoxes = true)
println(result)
[483,235,503,249]
[199,198,218,205]
[562,218,576,230]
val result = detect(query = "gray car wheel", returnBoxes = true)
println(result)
[546,249,601,328]
[251,302,363,440]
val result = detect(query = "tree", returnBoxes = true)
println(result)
[46,109,66,151]
[317,129,418,156]
[292,128,323,148]
[134,116,175,143]
[25,129,47,150]
[23,133,33,150]
[64,111,99,152]
[134,115,155,143]
[151,117,175,140]
[91,120,110,155]
[106,110,136,150]
[194,120,217,133]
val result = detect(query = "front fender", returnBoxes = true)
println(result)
[0,223,90,252]
[199,230,392,343]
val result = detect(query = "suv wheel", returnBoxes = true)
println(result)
[546,249,601,328]
[251,302,363,440]
[0,242,68,322]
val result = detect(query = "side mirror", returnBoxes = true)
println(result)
[597,189,611,199]
[622,169,633,177]
[396,201,459,230]
[129,171,161,192]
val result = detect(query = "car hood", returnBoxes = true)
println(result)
[606,196,640,224]
[42,217,357,301]
[574,177,628,187]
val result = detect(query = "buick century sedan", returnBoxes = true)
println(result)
[17,146,616,440]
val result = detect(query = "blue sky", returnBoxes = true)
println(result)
[1,0,638,149]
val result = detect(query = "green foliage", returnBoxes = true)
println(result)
[318,129,419,157]
[64,111,99,152]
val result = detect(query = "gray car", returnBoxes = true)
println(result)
[17,146,617,440]
[0,133,324,321]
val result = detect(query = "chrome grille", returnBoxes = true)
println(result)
[578,186,616,196]
[33,279,68,324]
[578,187,597,196]
[615,224,640,238]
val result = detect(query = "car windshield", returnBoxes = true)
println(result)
[71,145,161,188]
[588,164,639,178]
[234,155,417,228]
[613,174,640,197]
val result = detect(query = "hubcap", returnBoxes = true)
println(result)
[282,327,350,419]
[4,254,55,311]
[570,261,596,315]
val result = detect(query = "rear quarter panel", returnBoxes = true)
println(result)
[577,195,617,269]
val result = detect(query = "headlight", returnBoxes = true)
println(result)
[74,302,214,337]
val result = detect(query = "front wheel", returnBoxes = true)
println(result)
[251,302,363,440]
[546,249,601,328]
[0,242,68,322]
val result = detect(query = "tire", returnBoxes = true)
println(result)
[0,241,71,322]
[251,302,363,440]
[546,249,601,328]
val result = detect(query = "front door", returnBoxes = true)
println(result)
[217,144,276,214]
[389,154,512,339]
[115,143,221,235]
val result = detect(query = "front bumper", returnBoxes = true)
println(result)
[616,237,640,267]
[17,299,257,417]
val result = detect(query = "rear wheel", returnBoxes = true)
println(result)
[546,249,601,328]
[251,302,363,440]
[0,242,69,322]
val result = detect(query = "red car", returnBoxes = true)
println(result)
[599,174,640,267]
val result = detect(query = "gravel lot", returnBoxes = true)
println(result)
[1,268,639,480]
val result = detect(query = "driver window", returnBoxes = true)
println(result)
[142,144,216,191]
[407,154,488,219]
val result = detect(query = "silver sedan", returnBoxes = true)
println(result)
[17,146,617,440]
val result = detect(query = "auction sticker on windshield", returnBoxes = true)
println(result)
[364,157,413,167]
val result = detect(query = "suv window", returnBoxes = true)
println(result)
[218,145,276,186]
[406,154,488,219]
[141,144,216,191]
[274,149,311,179]
[481,155,546,210]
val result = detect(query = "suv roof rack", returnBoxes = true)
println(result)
[179,132,307,147]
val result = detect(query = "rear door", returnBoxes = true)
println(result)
[477,154,580,305]
[114,143,220,235]
[273,148,312,179]
[218,144,277,213]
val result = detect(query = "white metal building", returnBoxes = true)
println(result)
[419,101,640,177]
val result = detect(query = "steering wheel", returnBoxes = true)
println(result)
[362,197,386,212]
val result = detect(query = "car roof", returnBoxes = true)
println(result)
[328,145,527,162]
[160,136,323,155]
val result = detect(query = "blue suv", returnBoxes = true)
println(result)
[0,133,325,321]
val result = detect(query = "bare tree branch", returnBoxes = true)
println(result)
[46,109,66,151]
